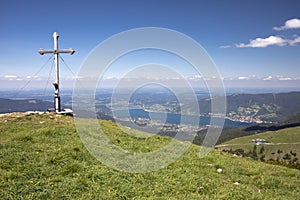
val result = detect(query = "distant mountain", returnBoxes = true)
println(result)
[0,98,54,113]
[226,91,300,122]
[2,91,300,123]
[282,112,300,124]
[194,91,300,123]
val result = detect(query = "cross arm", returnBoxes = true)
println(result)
[57,48,75,55]
[38,49,54,55]
[38,48,75,55]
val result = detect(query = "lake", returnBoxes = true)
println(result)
[113,108,255,127]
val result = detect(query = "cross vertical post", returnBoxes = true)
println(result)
[53,32,60,112]
[39,32,75,112]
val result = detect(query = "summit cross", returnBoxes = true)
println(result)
[39,32,75,112]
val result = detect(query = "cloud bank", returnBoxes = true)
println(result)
[220,18,300,48]
[235,36,286,48]
[1,75,300,89]
[235,35,300,48]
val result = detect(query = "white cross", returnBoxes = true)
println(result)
[39,32,75,112]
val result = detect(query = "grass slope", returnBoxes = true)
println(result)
[1,113,300,199]
[216,126,300,162]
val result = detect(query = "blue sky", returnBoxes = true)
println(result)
[1,0,300,88]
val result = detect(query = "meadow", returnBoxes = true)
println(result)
[0,113,299,199]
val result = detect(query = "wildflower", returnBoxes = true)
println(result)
[217,168,223,173]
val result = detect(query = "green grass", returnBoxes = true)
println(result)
[1,113,300,199]
[221,126,300,144]
[216,126,300,162]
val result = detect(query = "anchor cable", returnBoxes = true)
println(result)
[41,57,55,102]
[59,55,77,77]
[16,54,54,97]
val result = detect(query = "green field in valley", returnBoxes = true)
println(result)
[216,126,300,164]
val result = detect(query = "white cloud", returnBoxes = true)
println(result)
[188,75,203,80]
[4,75,18,79]
[238,76,249,80]
[219,45,231,49]
[236,36,287,48]
[222,19,300,49]
[273,18,300,31]
[288,36,300,45]
[3,75,24,81]
[263,76,273,81]
[194,75,202,79]
[278,77,292,81]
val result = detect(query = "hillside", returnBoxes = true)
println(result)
[216,126,300,169]
[1,113,300,199]
[0,98,53,113]
[193,91,300,123]
[193,112,300,146]
[225,92,300,122]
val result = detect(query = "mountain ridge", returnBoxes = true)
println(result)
[195,91,300,122]
[0,98,53,114]
[2,91,300,123]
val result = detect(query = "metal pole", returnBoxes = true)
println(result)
[53,32,60,112]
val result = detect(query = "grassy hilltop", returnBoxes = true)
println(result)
[0,113,300,199]
[216,126,300,169]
